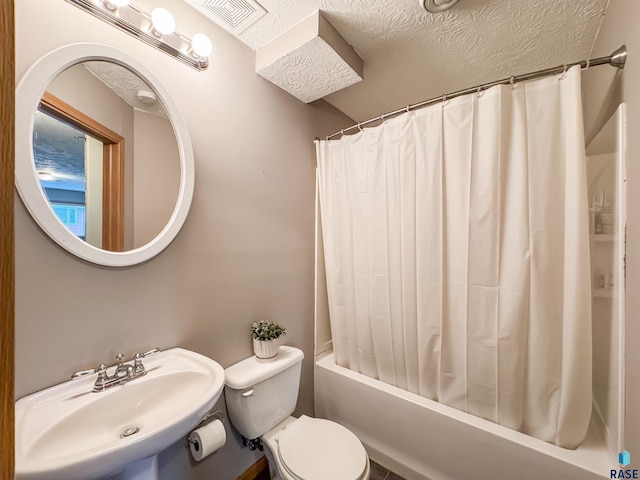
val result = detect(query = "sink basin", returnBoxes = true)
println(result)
[15,348,225,480]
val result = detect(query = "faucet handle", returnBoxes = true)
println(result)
[93,364,109,391]
[71,367,99,379]
[115,353,125,364]
[138,348,160,358]
[96,363,107,379]
[133,353,145,375]
[132,348,160,375]
[71,363,108,380]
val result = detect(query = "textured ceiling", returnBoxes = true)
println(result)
[83,62,168,118]
[187,0,609,122]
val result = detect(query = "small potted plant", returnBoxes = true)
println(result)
[251,319,286,362]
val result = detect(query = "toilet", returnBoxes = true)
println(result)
[224,346,370,480]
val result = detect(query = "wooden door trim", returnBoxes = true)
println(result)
[1,0,15,478]
[40,91,123,144]
[39,92,125,251]
[102,141,125,251]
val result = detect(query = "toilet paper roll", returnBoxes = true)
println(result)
[189,419,226,461]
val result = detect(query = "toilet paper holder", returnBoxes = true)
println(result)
[187,410,225,445]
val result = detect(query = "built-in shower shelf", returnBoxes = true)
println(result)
[592,289,617,299]
[590,234,616,242]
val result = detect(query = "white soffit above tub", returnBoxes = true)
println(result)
[256,11,364,103]
[183,0,609,122]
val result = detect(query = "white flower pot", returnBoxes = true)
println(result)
[253,338,281,362]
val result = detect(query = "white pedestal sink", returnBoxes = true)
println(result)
[15,348,225,480]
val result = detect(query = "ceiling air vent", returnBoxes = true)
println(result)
[186,0,267,35]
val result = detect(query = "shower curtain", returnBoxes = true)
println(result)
[317,66,592,449]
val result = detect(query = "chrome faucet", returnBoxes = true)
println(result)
[71,348,160,392]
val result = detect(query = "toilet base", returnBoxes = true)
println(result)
[262,447,279,480]
[260,416,298,480]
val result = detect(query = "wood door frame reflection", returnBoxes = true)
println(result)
[39,92,124,251]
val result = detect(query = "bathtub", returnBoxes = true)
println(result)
[314,351,613,480]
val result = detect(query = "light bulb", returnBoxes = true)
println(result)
[191,33,212,58]
[150,7,176,36]
[103,0,130,10]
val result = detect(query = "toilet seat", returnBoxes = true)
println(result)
[276,416,368,480]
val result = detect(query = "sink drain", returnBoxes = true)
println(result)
[120,426,140,438]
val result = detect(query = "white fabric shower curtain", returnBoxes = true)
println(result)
[317,66,592,449]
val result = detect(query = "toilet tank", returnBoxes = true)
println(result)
[224,346,304,440]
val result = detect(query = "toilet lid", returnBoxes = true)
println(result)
[277,416,367,480]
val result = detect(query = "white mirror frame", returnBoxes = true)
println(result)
[16,43,195,267]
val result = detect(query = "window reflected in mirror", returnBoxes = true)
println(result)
[34,110,90,240]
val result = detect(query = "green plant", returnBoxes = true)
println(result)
[251,320,286,341]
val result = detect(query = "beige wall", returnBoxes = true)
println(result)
[133,110,180,248]
[14,1,352,479]
[583,0,640,461]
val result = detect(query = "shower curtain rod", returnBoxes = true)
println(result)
[321,45,627,141]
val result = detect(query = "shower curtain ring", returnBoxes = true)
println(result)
[477,85,483,96]
[510,76,515,89]
[357,123,363,131]
[561,64,568,78]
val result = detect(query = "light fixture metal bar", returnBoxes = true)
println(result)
[64,0,209,71]
[323,45,627,140]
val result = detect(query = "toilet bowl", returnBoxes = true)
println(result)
[224,346,370,480]
[261,415,370,480]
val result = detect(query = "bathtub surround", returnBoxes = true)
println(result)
[14,0,352,478]
[318,67,592,448]
[582,0,640,466]
[585,106,627,459]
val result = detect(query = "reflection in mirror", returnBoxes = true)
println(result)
[33,61,180,252]
[34,111,89,240]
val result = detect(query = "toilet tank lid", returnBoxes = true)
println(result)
[225,346,304,390]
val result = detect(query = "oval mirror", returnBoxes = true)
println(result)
[16,43,194,267]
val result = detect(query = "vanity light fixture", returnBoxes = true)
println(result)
[190,33,213,59]
[150,7,176,37]
[64,0,211,71]
[102,0,130,11]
